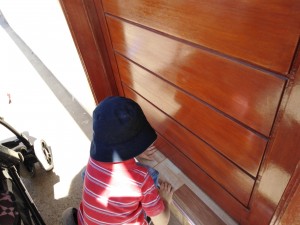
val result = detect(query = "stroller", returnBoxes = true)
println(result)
[0,116,54,225]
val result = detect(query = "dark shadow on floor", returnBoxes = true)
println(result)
[19,163,85,225]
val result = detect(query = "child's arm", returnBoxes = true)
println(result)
[150,181,174,225]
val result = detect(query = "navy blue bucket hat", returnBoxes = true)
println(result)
[90,96,157,162]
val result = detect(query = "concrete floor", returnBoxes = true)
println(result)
[0,7,95,225]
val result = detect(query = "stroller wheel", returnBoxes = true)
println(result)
[34,139,54,171]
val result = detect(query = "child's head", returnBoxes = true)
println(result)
[90,96,157,162]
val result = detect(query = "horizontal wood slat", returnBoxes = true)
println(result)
[124,86,255,205]
[118,55,266,178]
[154,134,249,223]
[106,16,286,137]
[103,0,300,74]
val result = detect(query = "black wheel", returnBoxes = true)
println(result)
[41,140,52,166]
[34,139,54,171]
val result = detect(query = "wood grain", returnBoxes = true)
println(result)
[272,164,300,225]
[61,1,300,224]
[103,0,300,74]
[124,87,255,205]
[106,16,286,137]
[153,130,248,223]
[59,0,117,102]
[119,55,266,177]
[243,59,300,225]
[173,185,227,225]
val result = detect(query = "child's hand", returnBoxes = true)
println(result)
[138,145,157,160]
[158,180,174,204]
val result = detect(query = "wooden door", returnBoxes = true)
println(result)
[59,0,300,224]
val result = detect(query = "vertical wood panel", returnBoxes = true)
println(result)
[59,0,117,102]
[92,0,125,96]
[272,164,300,225]
[244,61,300,224]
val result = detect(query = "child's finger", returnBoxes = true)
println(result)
[145,150,156,157]
[146,146,157,153]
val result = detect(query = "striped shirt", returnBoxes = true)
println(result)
[78,158,165,225]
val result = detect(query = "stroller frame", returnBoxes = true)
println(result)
[0,145,46,225]
[0,117,54,175]
[0,116,54,224]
